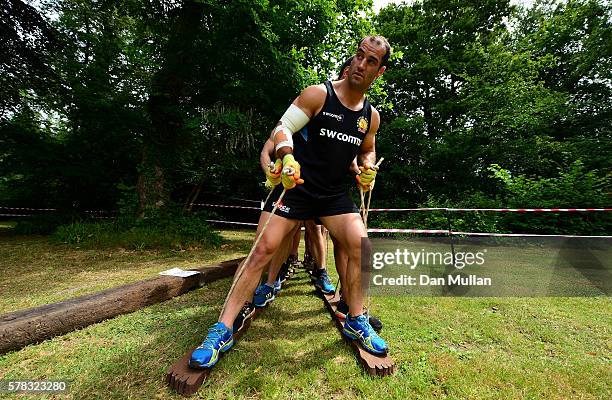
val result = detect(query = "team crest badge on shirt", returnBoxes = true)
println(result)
[357,116,369,134]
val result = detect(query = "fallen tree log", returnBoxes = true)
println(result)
[0,257,243,355]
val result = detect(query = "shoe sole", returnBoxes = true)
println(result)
[254,295,275,308]
[233,320,246,332]
[315,283,335,295]
[189,338,234,369]
[234,309,256,332]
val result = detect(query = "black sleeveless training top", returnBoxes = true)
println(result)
[292,81,372,197]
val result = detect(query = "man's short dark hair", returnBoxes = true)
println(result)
[359,35,391,68]
[337,56,353,80]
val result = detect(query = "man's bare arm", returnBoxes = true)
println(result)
[260,137,275,173]
[274,85,326,159]
[357,107,380,167]
[349,157,360,175]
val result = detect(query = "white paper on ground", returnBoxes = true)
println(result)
[159,267,200,278]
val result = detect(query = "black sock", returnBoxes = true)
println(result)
[348,312,364,321]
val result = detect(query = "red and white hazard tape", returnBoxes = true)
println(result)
[205,219,259,227]
[366,228,610,238]
[187,203,612,213]
[0,206,57,211]
[205,219,311,231]
[5,203,609,213]
[450,231,611,238]
[367,228,449,234]
[0,206,115,214]
[202,220,610,238]
[368,207,612,212]
[230,197,262,204]
[193,203,260,210]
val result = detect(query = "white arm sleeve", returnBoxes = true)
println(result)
[273,104,310,152]
[279,104,310,134]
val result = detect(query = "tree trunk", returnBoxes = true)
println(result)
[137,0,207,215]
[136,147,168,217]
[185,180,204,212]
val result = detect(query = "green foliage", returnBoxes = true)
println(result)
[487,162,611,234]
[0,106,65,207]
[14,213,74,235]
[52,211,222,250]
[48,183,223,250]
[368,191,505,233]
[0,0,58,119]
[115,183,139,222]
[1,0,610,235]
[488,161,610,208]
[371,0,610,236]
[369,160,610,235]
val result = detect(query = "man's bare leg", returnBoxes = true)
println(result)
[330,233,383,330]
[219,213,299,328]
[307,220,336,294]
[331,234,348,290]
[320,224,329,264]
[305,220,326,269]
[303,223,311,266]
[319,213,387,354]
[250,224,297,308]
[229,212,270,283]
[289,223,301,261]
[319,213,366,316]
[265,224,300,285]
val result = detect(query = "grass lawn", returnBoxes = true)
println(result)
[0,229,253,314]
[0,227,610,399]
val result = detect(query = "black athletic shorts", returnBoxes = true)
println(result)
[262,185,359,221]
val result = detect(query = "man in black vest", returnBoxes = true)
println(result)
[191,36,390,368]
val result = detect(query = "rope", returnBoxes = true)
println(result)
[219,188,287,319]
[358,158,384,315]
[218,164,296,320]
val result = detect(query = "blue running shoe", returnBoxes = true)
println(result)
[342,314,388,355]
[273,277,282,295]
[253,284,275,308]
[315,270,336,295]
[335,298,383,332]
[189,322,234,369]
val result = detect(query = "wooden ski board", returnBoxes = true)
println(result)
[319,290,396,377]
[165,311,258,396]
[166,270,295,395]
